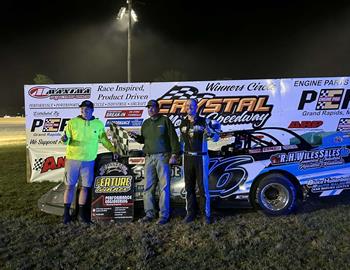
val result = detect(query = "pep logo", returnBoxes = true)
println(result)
[31,118,70,132]
[298,89,350,110]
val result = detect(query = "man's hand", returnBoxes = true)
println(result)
[169,154,178,165]
[61,131,68,143]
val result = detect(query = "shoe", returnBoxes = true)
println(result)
[183,215,195,224]
[139,215,154,223]
[157,218,169,225]
[78,216,93,225]
[205,216,212,225]
[63,214,72,225]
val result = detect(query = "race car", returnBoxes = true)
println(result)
[38,127,350,216]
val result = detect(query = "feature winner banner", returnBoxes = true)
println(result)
[92,153,135,222]
[24,77,350,183]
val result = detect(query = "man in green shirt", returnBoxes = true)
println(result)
[128,99,180,225]
[61,100,118,224]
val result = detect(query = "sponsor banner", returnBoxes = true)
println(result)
[149,80,281,132]
[280,77,350,133]
[24,82,150,131]
[149,80,281,151]
[91,162,134,222]
[24,77,350,182]
[28,147,67,182]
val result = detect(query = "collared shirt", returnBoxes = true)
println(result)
[135,114,180,155]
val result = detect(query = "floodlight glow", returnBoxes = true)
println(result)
[131,9,138,22]
[117,7,126,20]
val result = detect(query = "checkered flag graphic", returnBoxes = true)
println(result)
[160,88,215,100]
[33,158,44,171]
[337,118,350,131]
[42,118,60,132]
[316,89,329,110]
[110,123,129,156]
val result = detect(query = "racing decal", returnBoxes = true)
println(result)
[307,175,350,193]
[262,146,282,152]
[32,156,65,173]
[270,147,350,169]
[249,148,262,154]
[282,145,298,150]
[128,157,145,165]
[94,176,132,193]
[28,86,91,100]
[105,110,143,118]
[319,189,343,197]
[337,118,350,132]
[248,146,282,154]
[131,165,144,182]
[157,86,273,129]
[99,162,128,176]
[288,121,323,129]
[209,155,254,198]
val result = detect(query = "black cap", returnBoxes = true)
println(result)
[145,99,159,108]
[79,100,94,109]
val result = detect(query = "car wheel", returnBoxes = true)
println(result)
[256,173,298,216]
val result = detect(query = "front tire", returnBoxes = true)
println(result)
[256,173,298,216]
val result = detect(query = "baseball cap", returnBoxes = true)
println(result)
[79,100,94,109]
[145,99,159,108]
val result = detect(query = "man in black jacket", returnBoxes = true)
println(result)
[180,99,219,224]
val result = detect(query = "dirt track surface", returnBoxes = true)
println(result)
[0,117,25,146]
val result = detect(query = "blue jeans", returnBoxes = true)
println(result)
[143,153,171,220]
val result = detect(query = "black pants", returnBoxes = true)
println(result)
[184,155,210,217]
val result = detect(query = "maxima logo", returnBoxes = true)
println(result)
[28,86,91,100]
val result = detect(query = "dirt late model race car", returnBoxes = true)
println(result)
[38,127,350,216]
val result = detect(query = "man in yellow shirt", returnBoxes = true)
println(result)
[61,100,118,224]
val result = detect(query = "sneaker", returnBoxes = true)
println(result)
[139,215,154,223]
[157,218,169,225]
[183,215,195,224]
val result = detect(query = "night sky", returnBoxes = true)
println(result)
[1,0,350,114]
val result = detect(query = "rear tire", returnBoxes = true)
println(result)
[256,173,298,216]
